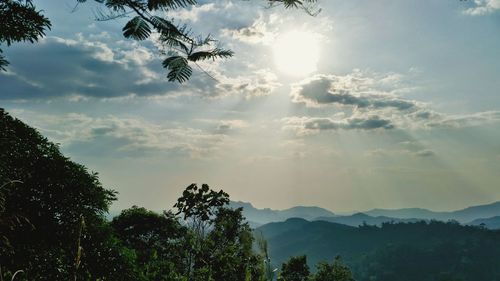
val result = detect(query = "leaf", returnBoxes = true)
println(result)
[188,48,234,62]
[0,49,9,72]
[147,0,197,11]
[122,16,151,40]
[162,56,192,83]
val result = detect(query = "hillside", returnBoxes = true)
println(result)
[468,216,500,229]
[257,219,500,281]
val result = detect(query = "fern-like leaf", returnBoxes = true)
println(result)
[0,49,9,72]
[122,16,151,40]
[187,48,234,62]
[162,56,192,83]
[147,0,197,11]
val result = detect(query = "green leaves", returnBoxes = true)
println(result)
[122,16,151,40]
[0,0,51,46]
[0,0,51,71]
[162,56,192,83]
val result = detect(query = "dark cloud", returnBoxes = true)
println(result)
[0,37,180,100]
[285,115,394,135]
[415,149,435,157]
[292,74,417,110]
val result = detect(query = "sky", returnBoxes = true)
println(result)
[1,0,500,213]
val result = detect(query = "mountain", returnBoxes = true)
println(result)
[315,212,423,227]
[256,218,500,281]
[364,201,500,223]
[229,201,336,226]
[468,216,500,229]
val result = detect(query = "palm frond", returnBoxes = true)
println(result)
[122,16,151,40]
[162,56,192,83]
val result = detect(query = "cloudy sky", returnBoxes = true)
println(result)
[1,0,500,213]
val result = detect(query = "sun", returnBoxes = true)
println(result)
[272,30,321,76]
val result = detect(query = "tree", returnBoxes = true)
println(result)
[0,0,51,71]
[206,207,263,281]
[174,183,229,237]
[0,108,137,280]
[0,0,319,82]
[173,183,264,281]
[311,256,355,281]
[278,255,310,281]
[111,206,188,280]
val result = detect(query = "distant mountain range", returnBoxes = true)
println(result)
[364,201,500,223]
[315,212,422,227]
[230,200,500,229]
[229,201,336,227]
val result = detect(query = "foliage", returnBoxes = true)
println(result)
[111,206,187,280]
[174,183,229,235]
[0,0,51,71]
[311,256,355,281]
[278,255,310,281]
[260,218,500,281]
[0,108,136,280]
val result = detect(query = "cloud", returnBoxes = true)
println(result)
[0,36,182,100]
[287,71,500,134]
[221,16,273,45]
[170,3,218,22]
[10,110,234,158]
[414,149,435,158]
[214,69,281,98]
[421,111,500,128]
[464,0,500,15]
[283,115,394,135]
[291,73,418,110]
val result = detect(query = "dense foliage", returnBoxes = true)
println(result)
[259,218,500,281]
[0,108,267,280]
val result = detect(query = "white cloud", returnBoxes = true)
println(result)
[221,16,274,45]
[464,0,500,15]
[215,69,281,98]
[10,110,236,158]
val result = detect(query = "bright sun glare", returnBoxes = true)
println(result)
[273,30,320,76]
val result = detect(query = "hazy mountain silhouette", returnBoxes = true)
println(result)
[231,200,500,227]
[229,201,336,226]
[468,216,500,229]
[364,201,500,223]
[315,212,422,226]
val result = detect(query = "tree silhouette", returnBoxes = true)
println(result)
[0,0,51,71]
[311,256,355,281]
[0,108,137,280]
[278,255,310,281]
